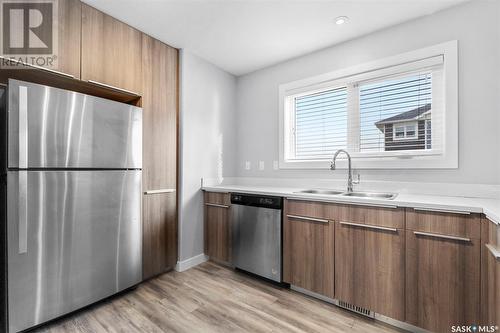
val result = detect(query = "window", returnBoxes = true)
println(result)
[393,122,418,141]
[294,87,347,159]
[279,41,458,169]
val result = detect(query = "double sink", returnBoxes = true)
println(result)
[295,189,398,200]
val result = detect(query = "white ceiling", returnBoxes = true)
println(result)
[82,0,469,76]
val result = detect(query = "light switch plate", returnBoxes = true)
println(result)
[259,161,265,170]
[245,161,251,170]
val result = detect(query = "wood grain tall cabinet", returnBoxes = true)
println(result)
[141,35,179,280]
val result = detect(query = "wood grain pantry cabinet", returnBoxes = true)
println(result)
[283,200,335,298]
[141,35,179,280]
[335,212,405,321]
[81,3,143,94]
[405,210,481,333]
[141,35,178,191]
[204,192,232,264]
[481,218,500,327]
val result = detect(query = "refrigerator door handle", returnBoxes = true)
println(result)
[19,85,28,169]
[18,171,28,254]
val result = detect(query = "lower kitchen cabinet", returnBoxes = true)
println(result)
[283,201,335,298]
[204,192,232,264]
[335,221,405,321]
[143,193,177,280]
[405,210,481,333]
[481,218,500,327]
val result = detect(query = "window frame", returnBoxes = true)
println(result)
[392,121,418,141]
[278,40,458,170]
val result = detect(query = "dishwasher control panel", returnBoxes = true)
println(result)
[231,193,282,210]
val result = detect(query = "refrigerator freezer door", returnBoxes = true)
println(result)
[7,170,142,333]
[8,79,142,169]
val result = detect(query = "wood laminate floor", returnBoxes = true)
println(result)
[34,261,405,333]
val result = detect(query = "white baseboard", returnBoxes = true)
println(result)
[175,253,208,272]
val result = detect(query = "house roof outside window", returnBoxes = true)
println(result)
[375,103,432,131]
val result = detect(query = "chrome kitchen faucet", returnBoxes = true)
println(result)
[331,149,360,193]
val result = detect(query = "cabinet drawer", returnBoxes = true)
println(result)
[204,191,230,206]
[285,200,332,220]
[286,200,404,229]
[406,209,481,239]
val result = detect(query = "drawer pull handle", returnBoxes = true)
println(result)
[144,189,175,195]
[87,80,140,96]
[485,244,500,260]
[339,221,397,232]
[286,214,329,224]
[413,207,470,215]
[205,203,230,209]
[414,231,471,243]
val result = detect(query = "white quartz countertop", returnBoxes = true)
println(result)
[202,184,500,225]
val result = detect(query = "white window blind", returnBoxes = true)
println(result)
[359,72,433,153]
[284,55,444,163]
[294,87,347,160]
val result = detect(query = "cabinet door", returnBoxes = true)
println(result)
[335,222,405,321]
[406,230,480,333]
[481,219,500,327]
[81,4,142,94]
[142,193,177,280]
[142,35,178,191]
[283,213,334,298]
[204,204,231,263]
[54,0,82,78]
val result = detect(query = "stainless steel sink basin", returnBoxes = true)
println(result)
[294,189,398,200]
[341,192,398,200]
[294,189,344,195]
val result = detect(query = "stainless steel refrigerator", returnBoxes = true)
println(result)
[0,79,143,332]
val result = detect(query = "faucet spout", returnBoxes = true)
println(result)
[331,149,355,193]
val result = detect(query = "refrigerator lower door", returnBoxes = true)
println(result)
[6,170,142,333]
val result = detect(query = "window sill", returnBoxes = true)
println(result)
[280,152,457,170]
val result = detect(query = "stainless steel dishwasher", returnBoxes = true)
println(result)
[231,193,283,282]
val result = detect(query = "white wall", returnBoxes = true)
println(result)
[179,50,237,262]
[235,0,500,185]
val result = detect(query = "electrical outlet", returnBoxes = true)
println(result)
[259,161,265,170]
[245,161,251,170]
[273,161,279,170]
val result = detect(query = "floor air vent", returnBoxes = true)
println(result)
[337,300,375,318]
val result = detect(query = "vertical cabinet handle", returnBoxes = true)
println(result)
[18,172,28,254]
[19,85,28,169]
